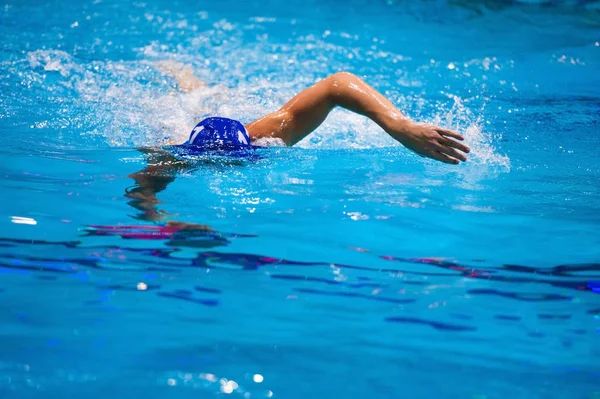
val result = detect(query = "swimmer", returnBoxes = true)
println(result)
[126,65,470,221]
[156,62,470,164]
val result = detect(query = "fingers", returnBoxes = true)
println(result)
[428,151,460,165]
[441,146,467,162]
[436,127,464,141]
[440,137,470,154]
[430,141,467,162]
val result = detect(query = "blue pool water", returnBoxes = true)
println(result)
[1,0,600,397]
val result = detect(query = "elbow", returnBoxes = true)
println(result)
[327,71,357,102]
[329,71,357,81]
[328,71,358,90]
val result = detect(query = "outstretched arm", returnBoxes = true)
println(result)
[245,72,470,164]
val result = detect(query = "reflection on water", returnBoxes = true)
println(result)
[0,219,598,394]
[0,229,597,308]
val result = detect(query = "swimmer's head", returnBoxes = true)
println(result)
[185,117,251,150]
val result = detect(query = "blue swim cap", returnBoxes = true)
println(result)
[167,117,259,160]
[184,117,251,150]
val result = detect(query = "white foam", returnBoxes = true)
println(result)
[252,137,286,147]
[27,50,83,78]
[432,95,511,169]
[20,22,511,170]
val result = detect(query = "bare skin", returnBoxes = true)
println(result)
[127,66,471,222]
[125,148,187,221]
[246,72,470,164]
[154,62,470,163]
[155,61,206,92]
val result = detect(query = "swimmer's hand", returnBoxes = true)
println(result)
[385,119,470,165]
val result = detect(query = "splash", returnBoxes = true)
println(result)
[434,95,511,169]
[27,50,83,78]
[20,25,509,170]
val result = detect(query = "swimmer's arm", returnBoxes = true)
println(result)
[125,148,189,222]
[245,72,470,164]
[126,172,172,222]
[155,61,205,92]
